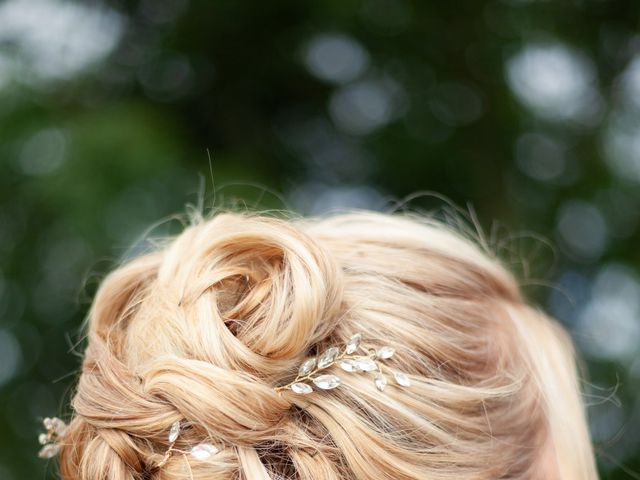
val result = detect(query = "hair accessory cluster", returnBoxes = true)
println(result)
[38,417,68,459]
[37,333,411,469]
[155,420,220,470]
[274,332,411,394]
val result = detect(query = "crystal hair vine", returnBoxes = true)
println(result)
[274,333,411,394]
[37,417,68,459]
[155,420,220,470]
[37,333,411,471]
[36,415,220,471]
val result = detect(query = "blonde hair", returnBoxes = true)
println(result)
[56,209,598,479]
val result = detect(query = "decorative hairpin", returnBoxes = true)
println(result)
[36,415,220,471]
[38,333,411,471]
[155,421,220,470]
[37,417,68,459]
[274,333,411,394]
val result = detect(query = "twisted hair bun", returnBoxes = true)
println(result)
[56,210,597,479]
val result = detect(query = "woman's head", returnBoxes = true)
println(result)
[54,210,597,479]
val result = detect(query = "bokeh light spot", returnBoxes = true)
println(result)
[288,182,385,215]
[329,76,406,135]
[18,128,67,176]
[0,0,124,82]
[619,54,640,111]
[515,132,566,181]
[506,42,601,124]
[0,329,22,386]
[603,110,640,182]
[303,33,369,85]
[556,200,607,261]
[577,263,640,360]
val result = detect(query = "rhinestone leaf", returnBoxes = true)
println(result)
[317,347,339,368]
[345,333,362,354]
[298,358,316,376]
[374,373,387,391]
[394,371,411,387]
[191,443,219,460]
[339,359,358,372]
[51,418,67,435]
[38,443,60,459]
[313,374,341,389]
[168,421,181,443]
[354,357,377,372]
[377,346,395,359]
[291,382,313,394]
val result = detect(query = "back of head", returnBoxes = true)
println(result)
[54,209,597,479]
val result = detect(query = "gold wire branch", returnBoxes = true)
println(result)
[38,334,411,475]
[37,417,68,459]
[274,333,411,394]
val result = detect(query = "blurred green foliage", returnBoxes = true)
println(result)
[1,0,639,478]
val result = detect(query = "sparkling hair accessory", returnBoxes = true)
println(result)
[274,332,411,394]
[154,420,220,473]
[37,417,68,459]
[37,333,411,471]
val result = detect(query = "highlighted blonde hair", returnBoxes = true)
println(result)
[56,209,597,479]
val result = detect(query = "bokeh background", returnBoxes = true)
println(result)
[1,0,639,478]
